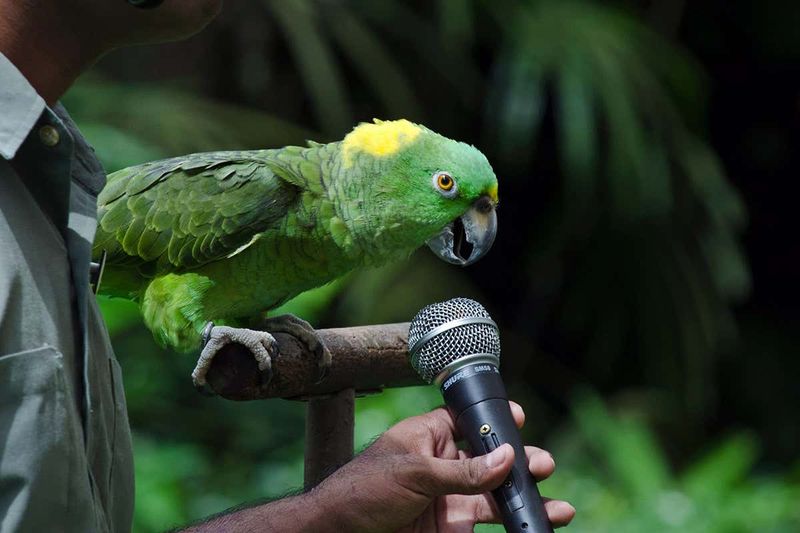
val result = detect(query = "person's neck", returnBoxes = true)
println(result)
[0,3,106,105]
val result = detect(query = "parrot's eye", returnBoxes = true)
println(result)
[433,172,457,197]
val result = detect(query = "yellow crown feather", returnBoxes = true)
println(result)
[341,119,422,167]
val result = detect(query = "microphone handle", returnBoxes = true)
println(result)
[441,363,553,533]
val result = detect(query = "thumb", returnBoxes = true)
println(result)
[420,444,515,496]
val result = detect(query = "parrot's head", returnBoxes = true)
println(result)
[342,119,498,266]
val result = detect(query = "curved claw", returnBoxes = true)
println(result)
[315,363,329,384]
[194,380,217,397]
[314,345,332,383]
[258,362,274,389]
[201,321,214,349]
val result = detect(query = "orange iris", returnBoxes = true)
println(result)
[437,173,454,191]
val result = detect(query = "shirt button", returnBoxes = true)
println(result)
[38,125,60,147]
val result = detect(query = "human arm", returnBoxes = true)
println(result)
[180,402,574,532]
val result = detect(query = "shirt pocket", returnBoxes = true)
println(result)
[0,345,93,532]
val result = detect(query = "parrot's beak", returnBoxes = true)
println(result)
[426,196,497,266]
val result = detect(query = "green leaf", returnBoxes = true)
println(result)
[267,0,352,136]
[327,6,422,120]
[681,432,759,499]
[574,391,671,498]
[556,48,597,223]
[65,76,315,165]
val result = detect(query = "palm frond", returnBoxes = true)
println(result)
[478,0,749,409]
[64,75,315,170]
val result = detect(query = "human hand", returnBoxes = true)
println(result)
[310,402,575,532]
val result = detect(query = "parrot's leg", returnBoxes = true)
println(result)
[261,314,332,383]
[192,324,277,394]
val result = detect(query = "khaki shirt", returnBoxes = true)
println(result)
[0,53,134,532]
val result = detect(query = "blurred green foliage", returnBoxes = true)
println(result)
[478,393,800,532]
[69,0,798,530]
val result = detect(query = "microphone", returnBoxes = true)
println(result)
[408,298,553,533]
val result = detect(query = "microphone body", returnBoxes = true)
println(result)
[442,362,551,533]
[408,298,553,533]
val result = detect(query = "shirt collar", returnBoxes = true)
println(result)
[0,52,46,160]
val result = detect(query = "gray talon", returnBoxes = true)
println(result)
[262,314,332,384]
[192,315,329,394]
[201,321,214,348]
[193,325,277,394]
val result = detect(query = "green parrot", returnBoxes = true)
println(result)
[93,119,498,389]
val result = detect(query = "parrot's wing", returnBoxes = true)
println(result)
[94,151,302,271]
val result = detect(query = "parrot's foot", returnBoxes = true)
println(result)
[262,314,332,383]
[192,323,276,395]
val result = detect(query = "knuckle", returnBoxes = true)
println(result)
[394,455,435,496]
[463,457,485,487]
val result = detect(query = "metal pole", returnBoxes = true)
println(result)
[303,387,355,490]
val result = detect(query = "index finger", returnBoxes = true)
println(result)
[424,400,525,442]
[510,401,525,429]
[472,494,576,528]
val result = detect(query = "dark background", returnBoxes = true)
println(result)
[65,1,800,530]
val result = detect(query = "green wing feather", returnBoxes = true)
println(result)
[94,150,303,274]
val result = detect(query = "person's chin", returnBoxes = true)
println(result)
[130,0,224,45]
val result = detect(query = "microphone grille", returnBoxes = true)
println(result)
[408,297,501,383]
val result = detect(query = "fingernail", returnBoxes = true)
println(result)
[485,444,509,468]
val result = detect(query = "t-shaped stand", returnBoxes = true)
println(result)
[204,322,419,490]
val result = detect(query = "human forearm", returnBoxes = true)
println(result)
[179,489,338,533]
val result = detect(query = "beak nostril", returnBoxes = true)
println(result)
[475,196,494,214]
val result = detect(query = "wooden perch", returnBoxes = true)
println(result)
[205,322,423,400]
